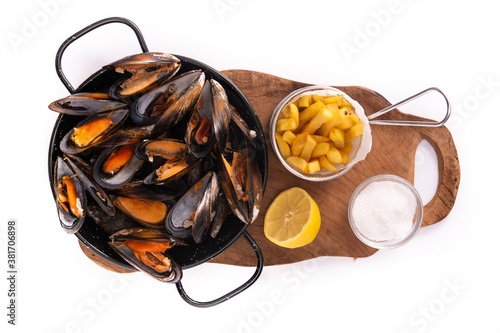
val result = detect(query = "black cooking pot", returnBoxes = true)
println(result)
[48,17,267,307]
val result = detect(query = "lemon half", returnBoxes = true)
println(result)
[264,187,321,248]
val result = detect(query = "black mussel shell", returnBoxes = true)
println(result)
[93,144,144,190]
[60,108,129,155]
[53,156,86,233]
[109,228,183,283]
[105,52,181,101]
[185,80,216,158]
[65,155,115,216]
[166,172,213,239]
[211,79,231,155]
[130,70,203,126]
[96,124,153,147]
[150,70,205,138]
[192,172,219,243]
[49,92,127,116]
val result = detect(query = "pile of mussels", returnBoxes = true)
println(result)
[49,52,263,283]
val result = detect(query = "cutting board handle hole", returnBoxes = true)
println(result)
[414,139,439,206]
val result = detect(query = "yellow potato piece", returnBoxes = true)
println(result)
[329,128,345,149]
[301,107,334,134]
[307,159,321,174]
[311,142,330,159]
[298,95,312,108]
[326,145,342,164]
[291,132,308,156]
[299,134,317,162]
[312,94,324,103]
[336,114,355,130]
[275,133,291,159]
[277,118,297,132]
[346,123,363,144]
[319,155,338,173]
[298,101,326,125]
[282,130,296,146]
[280,105,290,119]
[286,156,308,173]
[322,95,343,104]
[349,113,361,125]
[311,135,331,143]
[289,103,299,128]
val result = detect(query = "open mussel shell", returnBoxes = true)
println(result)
[65,155,115,216]
[185,80,216,158]
[192,172,219,243]
[54,157,87,233]
[105,52,181,101]
[217,127,263,224]
[92,144,144,190]
[49,92,127,116]
[115,179,186,202]
[166,171,214,239]
[135,138,188,162]
[113,196,168,230]
[143,155,200,185]
[150,70,205,138]
[211,79,232,155]
[60,108,129,155]
[109,228,183,283]
[130,70,203,126]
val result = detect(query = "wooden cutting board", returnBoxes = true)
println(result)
[79,69,460,270]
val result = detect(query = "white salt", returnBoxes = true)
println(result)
[352,180,416,241]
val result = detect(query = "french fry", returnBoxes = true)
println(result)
[307,159,321,174]
[300,107,334,134]
[311,142,330,159]
[277,118,297,132]
[282,130,296,145]
[329,128,345,149]
[319,155,338,173]
[286,156,308,173]
[346,123,363,144]
[326,144,342,164]
[298,95,311,108]
[275,133,291,159]
[289,103,299,128]
[291,132,308,156]
[299,134,317,162]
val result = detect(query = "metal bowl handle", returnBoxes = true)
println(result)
[55,17,149,94]
[175,231,264,307]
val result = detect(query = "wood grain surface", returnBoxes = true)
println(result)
[78,69,460,271]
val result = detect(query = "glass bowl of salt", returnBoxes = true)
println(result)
[348,174,424,249]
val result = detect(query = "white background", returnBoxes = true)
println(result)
[0,0,497,332]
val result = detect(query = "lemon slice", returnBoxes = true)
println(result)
[264,187,321,248]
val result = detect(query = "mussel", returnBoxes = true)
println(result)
[105,52,181,100]
[150,70,205,138]
[136,139,200,185]
[113,196,168,230]
[92,144,144,190]
[65,155,115,216]
[60,109,129,155]
[53,157,86,233]
[130,70,203,126]
[109,228,183,283]
[165,171,219,243]
[49,92,127,116]
[185,80,216,158]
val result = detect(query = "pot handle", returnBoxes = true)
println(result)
[175,231,264,307]
[55,17,149,94]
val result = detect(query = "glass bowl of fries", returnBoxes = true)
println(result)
[270,86,372,181]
